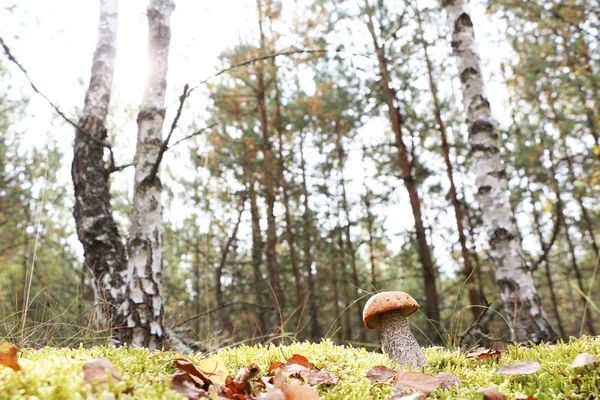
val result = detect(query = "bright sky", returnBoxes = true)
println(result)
[0,0,530,280]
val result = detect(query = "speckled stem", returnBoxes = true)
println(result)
[380,310,428,368]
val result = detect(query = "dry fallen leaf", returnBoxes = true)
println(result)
[259,367,319,400]
[0,342,21,371]
[514,396,539,400]
[83,357,122,387]
[196,355,230,385]
[496,361,541,375]
[434,372,462,389]
[219,362,260,398]
[466,347,502,361]
[390,393,427,400]
[280,379,320,400]
[305,370,339,385]
[477,387,506,400]
[392,370,461,396]
[285,354,315,370]
[392,371,444,396]
[267,362,284,375]
[173,358,213,389]
[366,365,397,383]
[171,372,208,399]
[570,353,596,368]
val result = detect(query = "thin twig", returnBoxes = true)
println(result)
[579,254,600,337]
[166,46,371,108]
[148,84,190,180]
[531,206,562,271]
[168,123,216,149]
[108,162,134,174]
[0,37,113,152]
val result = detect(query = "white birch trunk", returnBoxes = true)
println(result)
[444,0,557,343]
[119,0,175,349]
[72,0,126,330]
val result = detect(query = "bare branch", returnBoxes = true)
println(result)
[0,37,114,152]
[531,207,562,271]
[148,83,190,180]
[108,162,134,174]
[166,46,372,108]
[168,123,216,149]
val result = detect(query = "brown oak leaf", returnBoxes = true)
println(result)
[366,365,397,383]
[496,361,541,375]
[477,387,506,400]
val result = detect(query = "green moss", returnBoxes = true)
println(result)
[0,337,598,399]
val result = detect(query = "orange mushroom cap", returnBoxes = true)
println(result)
[363,291,419,329]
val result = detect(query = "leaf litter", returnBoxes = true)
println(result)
[170,352,336,399]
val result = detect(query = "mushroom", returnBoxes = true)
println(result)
[363,291,428,368]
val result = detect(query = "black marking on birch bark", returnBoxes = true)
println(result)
[450,40,462,51]
[478,185,492,194]
[489,228,515,247]
[471,144,499,153]
[455,13,474,30]
[469,120,495,136]
[469,96,492,114]
[459,67,480,83]
[137,107,166,123]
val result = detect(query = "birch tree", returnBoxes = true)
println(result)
[71,0,126,329]
[443,0,557,343]
[119,0,175,349]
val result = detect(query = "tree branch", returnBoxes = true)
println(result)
[148,83,190,181]
[531,206,562,271]
[166,46,372,108]
[168,123,216,150]
[0,37,114,153]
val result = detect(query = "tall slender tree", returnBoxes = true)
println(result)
[72,0,126,330]
[443,0,556,343]
[414,1,482,320]
[119,0,175,349]
[363,0,441,337]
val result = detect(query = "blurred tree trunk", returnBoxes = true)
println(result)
[243,147,268,335]
[362,181,377,287]
[363,0,441,338]
[444,0,556,343]
[414,2,482,321]
[299,131,320,341]
[272,60,303,310]
[215,196,246,336]
[334,122,364,341]
[256,0,283,311]
[120,0,175,349]
[547,145,595,335]
[528,184,565,339]
[71,0,127,330]
[563,150,600,259]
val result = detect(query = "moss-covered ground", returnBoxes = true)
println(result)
[0,336,598,399]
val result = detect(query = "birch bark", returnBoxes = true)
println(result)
[72,0,126,329]
[120,0,175,349]
[444,0,556,343]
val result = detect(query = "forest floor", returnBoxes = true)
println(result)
[0,336,599,399]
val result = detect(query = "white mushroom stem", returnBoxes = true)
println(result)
[380,310,428,368]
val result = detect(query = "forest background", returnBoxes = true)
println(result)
[0,0,598,351]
